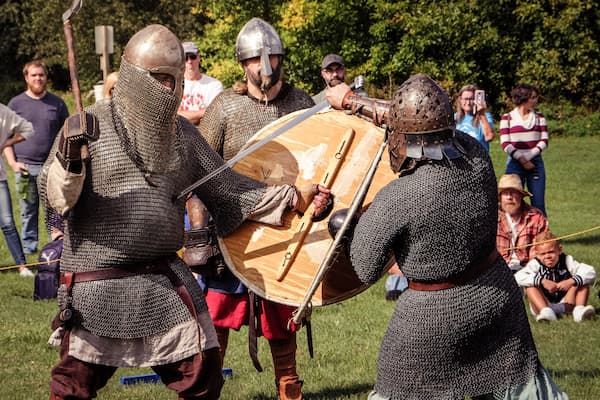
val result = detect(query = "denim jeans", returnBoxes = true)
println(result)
[15,163,42,253]
[0,180,26,265]
[505,155,546,216]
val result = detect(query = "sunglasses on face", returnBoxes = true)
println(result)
[186,54,198,61]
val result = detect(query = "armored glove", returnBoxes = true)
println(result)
[57,112,100,173]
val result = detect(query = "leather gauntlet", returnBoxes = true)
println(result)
[345,94,391,128]
[57,112,100,173]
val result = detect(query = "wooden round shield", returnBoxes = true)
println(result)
[219,109,397,307]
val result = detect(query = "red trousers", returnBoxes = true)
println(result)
[205,291,300,339]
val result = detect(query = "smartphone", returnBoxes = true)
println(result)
[473,89,485,113]
[475,90,485,104]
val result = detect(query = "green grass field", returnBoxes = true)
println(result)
[1,135,599,399]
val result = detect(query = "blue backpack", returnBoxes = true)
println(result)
[34,238,63,301]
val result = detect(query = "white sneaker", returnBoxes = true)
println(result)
[536,307,557,322]
[573,305,595,323]
[19,268,34,277]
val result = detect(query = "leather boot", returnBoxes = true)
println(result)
[269,335,302,400]
[278,376,303,400]
[215,326,229,367]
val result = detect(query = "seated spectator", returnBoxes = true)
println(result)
[515,231,596,322]
[454,84,495,152]
[497,174,548,272]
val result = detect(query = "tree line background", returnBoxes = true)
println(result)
[1,0,599,116]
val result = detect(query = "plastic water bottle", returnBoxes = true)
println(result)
[18,171,30,200]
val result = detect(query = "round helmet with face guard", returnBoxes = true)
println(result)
[388,74,462,173]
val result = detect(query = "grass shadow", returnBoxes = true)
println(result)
[250,382,373,399]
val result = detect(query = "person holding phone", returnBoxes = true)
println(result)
[499,84,548,216]
[454,84,495,152]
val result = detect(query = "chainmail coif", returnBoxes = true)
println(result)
[350,132,539,399]
[39,90,268,339]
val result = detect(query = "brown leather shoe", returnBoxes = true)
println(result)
[278,377,303,400]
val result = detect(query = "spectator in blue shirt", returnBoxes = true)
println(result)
[5,60,69,254]
[454,84,494,151]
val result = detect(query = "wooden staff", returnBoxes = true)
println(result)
[62,0,84,113]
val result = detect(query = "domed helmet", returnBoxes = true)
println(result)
[113,24,184,175]
[387,73,461,173]
[235,17,284,78]
[122,24,185,101]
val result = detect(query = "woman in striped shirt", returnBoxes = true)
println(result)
[499,84,548,215]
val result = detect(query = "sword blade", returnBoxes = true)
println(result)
[176,100,330,200]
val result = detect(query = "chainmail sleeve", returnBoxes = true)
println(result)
[349,184,405,285]
[179,118,268,237]
[197,91,227,156]
[194,83,315,234]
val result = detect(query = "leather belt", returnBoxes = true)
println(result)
[408,249,499,291]
[59,256,198,320]
[184,225,217,247]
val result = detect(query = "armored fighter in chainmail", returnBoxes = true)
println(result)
[193,18,314,400]
[39,24,329,400]
[326,75,568,399]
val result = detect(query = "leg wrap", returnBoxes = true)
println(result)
[215,326,230,366]
[269,334,302,400]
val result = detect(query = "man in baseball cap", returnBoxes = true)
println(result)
[313,54,347,103]
[178,41,223,125]
[182,41,199,56]
[320,54,346,87]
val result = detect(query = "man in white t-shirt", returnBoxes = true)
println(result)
[178,41,223,125]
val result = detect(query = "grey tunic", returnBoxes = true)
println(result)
[350,132,539,399]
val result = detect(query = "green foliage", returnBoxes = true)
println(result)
[513,0,600,106]
[538,101,600,137]
[1,0,600,114]
[0,0,30,102]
